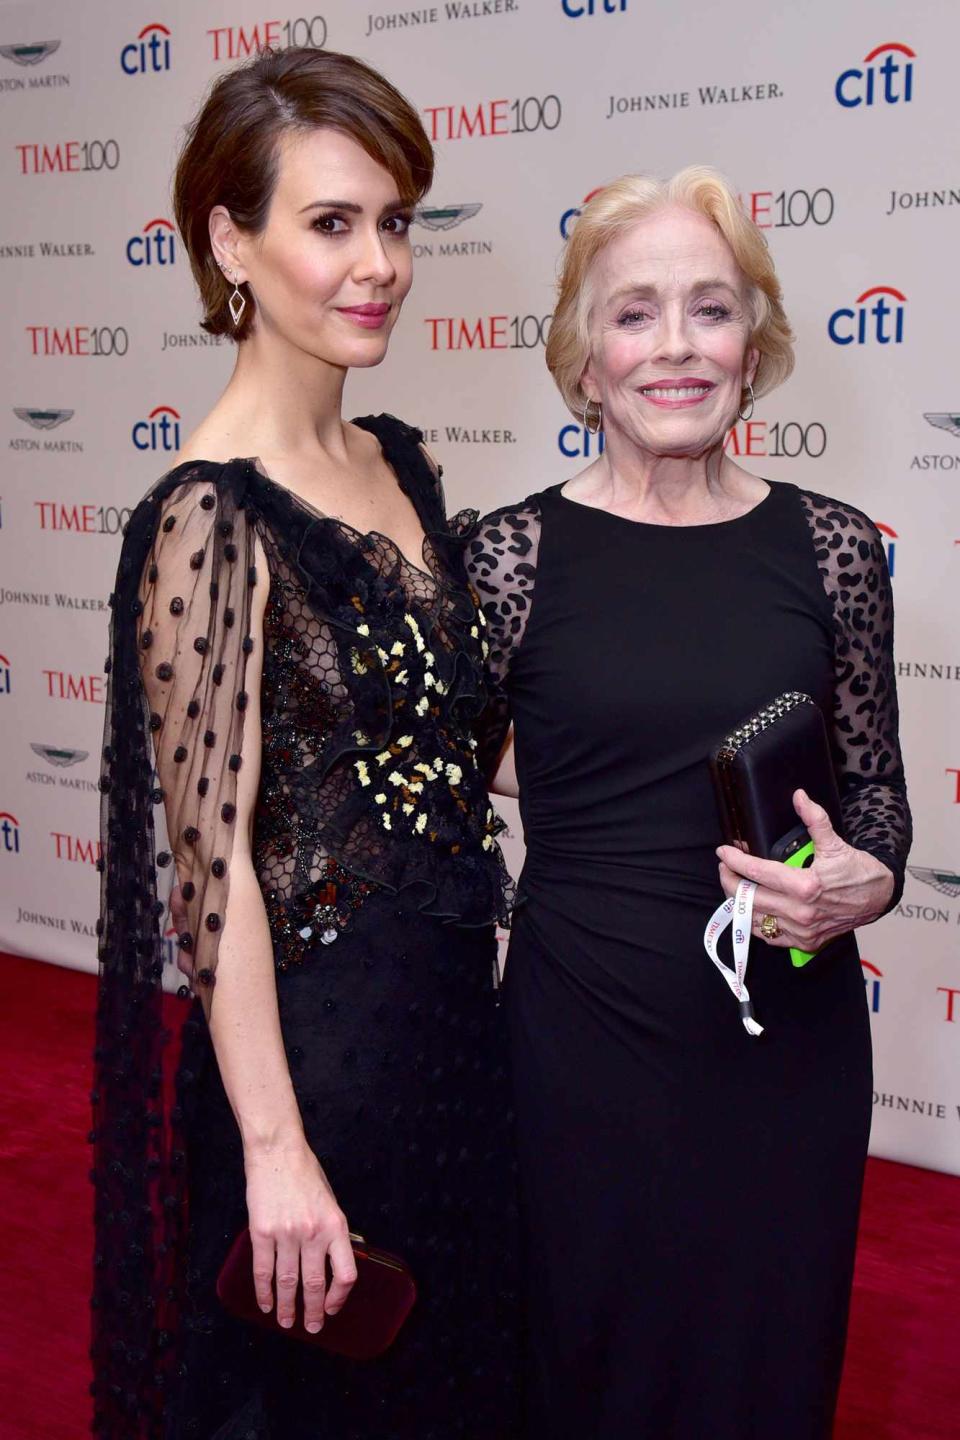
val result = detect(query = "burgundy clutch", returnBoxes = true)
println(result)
[216,1227,417,1360]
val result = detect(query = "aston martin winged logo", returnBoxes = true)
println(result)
[907,865,960,898]
[414,203,483,232]
[923,413,960,441]
[30,743,88,769]
[0,40,61,66]
[14,407,74,430]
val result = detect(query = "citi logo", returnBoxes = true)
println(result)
[121,21,171,75]
[0,40,61,66]
[1,812,21,855]
[827,286,905,346]
[861,960,882,1013]
[127,218,176,267]
[560,187,603,239]
[876,523,897,577]
[558,424,605,459]
[836,42,915,108]
[50,831,101,865]
[0,653,11,695]
[562,0,627,14]
[133,404,181,452]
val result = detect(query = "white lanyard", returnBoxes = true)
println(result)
[703,879,765,1037]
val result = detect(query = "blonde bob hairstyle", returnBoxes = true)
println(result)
[545,165,795,420]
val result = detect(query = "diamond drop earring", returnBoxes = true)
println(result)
[227,270,246,328]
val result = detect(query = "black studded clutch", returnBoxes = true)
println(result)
[709,692,843,859]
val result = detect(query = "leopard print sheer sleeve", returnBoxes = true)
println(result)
[466,497,543,776]
[799,489,911,906]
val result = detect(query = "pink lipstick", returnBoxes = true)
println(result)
[337,302,391,330]
[638,378,717,409]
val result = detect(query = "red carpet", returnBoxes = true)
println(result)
[0,949,957,1438]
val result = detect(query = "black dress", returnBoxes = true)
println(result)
[91,416,521,1440]
[466,480,911,1440]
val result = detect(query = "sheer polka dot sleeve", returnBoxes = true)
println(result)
[134,470,258,992]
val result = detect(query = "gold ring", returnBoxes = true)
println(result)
[760,913,781,941]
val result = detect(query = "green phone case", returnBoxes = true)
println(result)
[784,840,816,966]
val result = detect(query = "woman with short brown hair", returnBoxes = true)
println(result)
[92,48,520,1439]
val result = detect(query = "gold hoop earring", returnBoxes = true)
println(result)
[738,382,755,422]
[583,398,602,435]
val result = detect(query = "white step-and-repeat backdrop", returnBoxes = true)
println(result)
[0,0,957,1173]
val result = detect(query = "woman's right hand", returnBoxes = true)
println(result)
[243,1136,358,1333]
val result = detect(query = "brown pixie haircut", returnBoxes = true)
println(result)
[173,47,434,340]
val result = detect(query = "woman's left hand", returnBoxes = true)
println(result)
[717,789,895,951]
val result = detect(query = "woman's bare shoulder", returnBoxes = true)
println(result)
[175,409,255,468]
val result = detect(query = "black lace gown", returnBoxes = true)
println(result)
[92,415,521,1440]
[467,481,911,1440]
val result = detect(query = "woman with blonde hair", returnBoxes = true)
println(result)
[469,166,910,1438]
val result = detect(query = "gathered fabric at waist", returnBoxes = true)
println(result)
[509,845,862,1057]
[520,842,723,919]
